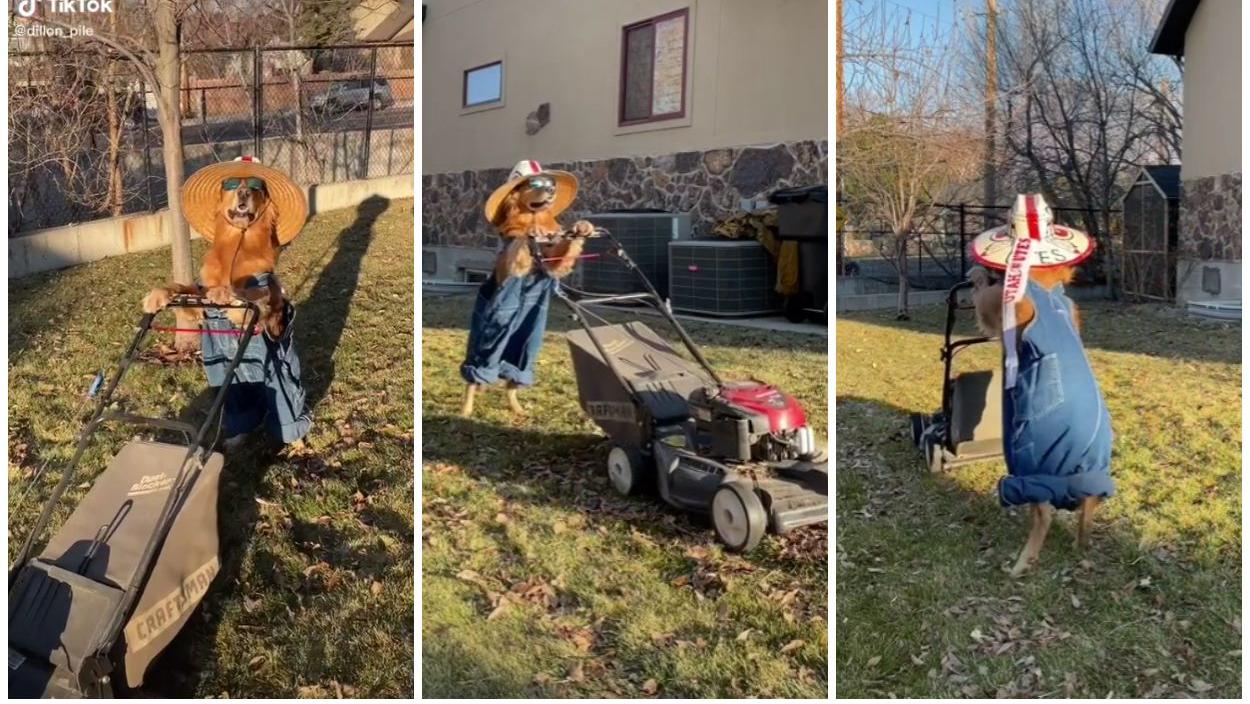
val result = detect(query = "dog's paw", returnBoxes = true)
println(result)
[142,287,173,313]
[205,286,235,305]
[570,220,595,238]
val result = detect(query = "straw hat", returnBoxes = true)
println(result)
[969,193,1095,270]
[483,159,579,226]
[182,156,308,244]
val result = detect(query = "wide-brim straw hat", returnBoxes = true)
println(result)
[969,193,1095,270]
[182,156,308,244]
[484,159,578,226]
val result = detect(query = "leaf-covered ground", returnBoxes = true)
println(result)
[836,302,1241,698]
[421,296,829,698]
[8,198,414,697]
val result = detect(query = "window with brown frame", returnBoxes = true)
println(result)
[619,8,689,126]
[463,60,503,108]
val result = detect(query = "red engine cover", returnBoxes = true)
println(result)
[718,382,807,432]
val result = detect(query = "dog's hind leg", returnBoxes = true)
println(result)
[1075,496,1100,550]
[1010,503,1053,577]
[460,384,479,418]
[505,382,526,415]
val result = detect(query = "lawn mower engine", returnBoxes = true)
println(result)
[689,382,817,462]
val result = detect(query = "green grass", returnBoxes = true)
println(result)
[421,297,829,698]
[8,198,415,697]
[836,302,1241,698]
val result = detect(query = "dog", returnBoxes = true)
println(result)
[460,160,593,418]
[143,172,291,347]
[969,263,1103,577]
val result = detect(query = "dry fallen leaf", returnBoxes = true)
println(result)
[866,655,882,668]
[1189,678,1214,693]
[248,654,267,671]
[371,580,384,596]
[641,678,660,695]
[780,639,805,654]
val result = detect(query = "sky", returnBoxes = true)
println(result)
[843,0,965,51]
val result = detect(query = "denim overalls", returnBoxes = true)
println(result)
[998,280,1115,510]
[200,273,312,444]
[460,271,557,388]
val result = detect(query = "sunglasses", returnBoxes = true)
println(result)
[222,177,266,191]
[525,176,556,192]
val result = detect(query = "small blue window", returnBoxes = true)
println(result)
[463,62,502,108]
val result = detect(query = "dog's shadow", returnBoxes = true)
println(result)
[140,195,392,697]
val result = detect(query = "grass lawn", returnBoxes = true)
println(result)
[421,296,829,698]
[8,197,415,697]
[836,301,1241,698]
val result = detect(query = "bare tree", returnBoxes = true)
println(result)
[963,0,1181,238]
[839,0,981,318]
[33,0,196,284]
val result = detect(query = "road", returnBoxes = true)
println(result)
[129,103,414,147]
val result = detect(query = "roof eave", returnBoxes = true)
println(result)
[1149,0,1200,57]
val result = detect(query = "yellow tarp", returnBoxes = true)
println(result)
[710,211,800,296]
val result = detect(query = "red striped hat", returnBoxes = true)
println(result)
[483,159,579,227]
[969,193,1095,270]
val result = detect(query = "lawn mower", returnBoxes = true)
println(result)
[552,229,828,553]
[8,295,260,698]
[909,278,1004,472]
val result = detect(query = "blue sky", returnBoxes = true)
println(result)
[844,0,964,50]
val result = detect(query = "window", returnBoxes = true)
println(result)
[619,8,688,126]
[463,61,503,108]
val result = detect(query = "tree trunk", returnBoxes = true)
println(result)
[895,231,911,320]
[104,9,123,216]
[154,0,193,285]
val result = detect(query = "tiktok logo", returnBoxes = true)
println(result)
[16,0,37,18]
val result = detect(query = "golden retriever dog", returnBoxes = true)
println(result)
[460,162,592,418]
[969,264,1102,577]
[143,177,288,347]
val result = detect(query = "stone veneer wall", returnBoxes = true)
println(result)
[1179,172,1242,261]
[422,140,827,248]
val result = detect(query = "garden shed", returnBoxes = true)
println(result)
[1119,164,1180,301]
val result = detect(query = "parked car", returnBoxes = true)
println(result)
[310,78,395,115]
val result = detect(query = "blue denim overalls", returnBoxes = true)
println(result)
[200,273,312,444]
[460,271,557,388]
[997,280,1115,510]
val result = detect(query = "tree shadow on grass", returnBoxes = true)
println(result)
[139,196,397,697]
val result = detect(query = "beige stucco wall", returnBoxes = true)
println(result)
[421,0,828,174]
[1181,0,1241,180]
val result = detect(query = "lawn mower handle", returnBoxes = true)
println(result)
[940,279,994,425]
[551,228,725,387]
[9,296,261,600]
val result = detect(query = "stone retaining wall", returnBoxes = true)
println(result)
[421,140,827,248]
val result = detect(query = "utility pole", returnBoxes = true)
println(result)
[984,0,998,210]
[836,0,844,140]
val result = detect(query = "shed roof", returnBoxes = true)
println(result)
[1142,164,1182,199]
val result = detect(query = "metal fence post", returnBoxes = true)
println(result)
[958,204,966,275]
[361,45,379,179]
[253,47,264,160]
[141,80,155,209]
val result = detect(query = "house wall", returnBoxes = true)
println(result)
[421,0,828,249]
[1177,0,1242,304]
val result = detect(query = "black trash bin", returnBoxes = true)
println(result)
[769,185,828,324]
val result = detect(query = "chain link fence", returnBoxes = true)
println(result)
[8,42,413,235]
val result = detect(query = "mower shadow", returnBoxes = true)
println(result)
[141,196,393,697]
[837,300,1240,365]
[422,413,725,545]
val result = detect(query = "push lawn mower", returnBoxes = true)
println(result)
[909,279,1004,472]
[8,295,260,698]
[552,230,828,552]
